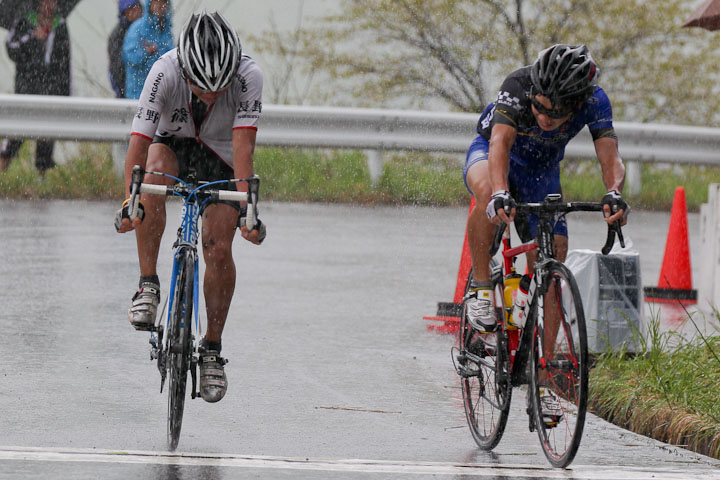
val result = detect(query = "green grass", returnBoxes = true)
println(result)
[0,143,718,212]
[0,143,122,200]
[254,148,468,205]
[254,148,379,203]
[590,308,720,459]
[562,159,719,212]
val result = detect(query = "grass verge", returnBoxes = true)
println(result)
[0,143,122,200]
[1,145,716,212]
[562,158,718,212]
[589,308,720,459]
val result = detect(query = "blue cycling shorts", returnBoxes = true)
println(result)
[463,135,567,242]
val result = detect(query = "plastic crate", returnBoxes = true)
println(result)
[565,250,642,353]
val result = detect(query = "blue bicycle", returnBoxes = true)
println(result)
[126,165,259,450]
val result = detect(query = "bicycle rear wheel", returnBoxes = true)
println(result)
[530,261,588,467]
[167,249,195,451]
[458,268,512,450]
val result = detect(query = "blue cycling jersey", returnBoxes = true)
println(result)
[476,66,615,168]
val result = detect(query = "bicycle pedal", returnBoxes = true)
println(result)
[456,365,480,378]
[134,323,160,332]
[133,325,155,332]
[542,414,563,429]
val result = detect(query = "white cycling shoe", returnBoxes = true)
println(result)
[128,282,160,330]
[465,287,497,332]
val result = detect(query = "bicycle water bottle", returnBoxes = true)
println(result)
[504,274,521,329]
[511,274,531,329]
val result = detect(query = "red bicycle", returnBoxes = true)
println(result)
[453,194,623,467]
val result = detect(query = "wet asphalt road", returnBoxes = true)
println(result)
[0,199,717,479]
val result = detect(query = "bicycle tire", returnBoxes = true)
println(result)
[529,260,588,467]
[167,249,195,451]
[459,267,512,450]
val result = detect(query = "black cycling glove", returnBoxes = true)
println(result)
[486,190,516,220]
[114,198,145,232]
[601,190,630,219]
[238,206,267,244]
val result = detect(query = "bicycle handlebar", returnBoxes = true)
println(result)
[488,198,625,257]
[127,165,260,229]
[139,183,249,202]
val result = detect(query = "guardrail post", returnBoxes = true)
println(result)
[625,160,642,196]
[112,142,127,177]
[365,149,384,186]
[698,183,720,308]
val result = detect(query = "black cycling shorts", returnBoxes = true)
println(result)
[152,136,240,212]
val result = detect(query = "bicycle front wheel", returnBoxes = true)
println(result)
[459,268,512,450]
[530,261,588,468]
[167,249,195,451]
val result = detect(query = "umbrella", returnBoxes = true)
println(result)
[684,0,720,31]
[0,0,83,30]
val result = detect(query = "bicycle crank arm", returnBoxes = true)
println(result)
[190,356,198,399]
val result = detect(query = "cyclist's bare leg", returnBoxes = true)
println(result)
[465,160,495,283]
[201,203,238,343]
[135,143,178,277]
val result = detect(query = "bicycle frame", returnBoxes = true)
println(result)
[162,179,202,391]
[492,195,621,385]
[138,172,258,394]
[457,193,622,466]
[492,231,544,388]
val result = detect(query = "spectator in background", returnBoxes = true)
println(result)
[108,0,143,98]
[122,0,173,100]
[0,0,71,172]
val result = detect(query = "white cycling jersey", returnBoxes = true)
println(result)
[130,48,263,167]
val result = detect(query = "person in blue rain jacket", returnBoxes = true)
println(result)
[122,0,173,99]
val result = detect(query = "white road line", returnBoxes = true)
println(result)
[0,446,716,478]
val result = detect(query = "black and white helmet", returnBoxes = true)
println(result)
[178,11,241,92]
[530,44,599,105]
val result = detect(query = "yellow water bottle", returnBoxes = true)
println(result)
[504,273,521,329]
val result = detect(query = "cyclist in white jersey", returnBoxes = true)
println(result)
[115,11,264,403]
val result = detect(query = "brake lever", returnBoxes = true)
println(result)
[489,222,507,256]
[129,165,145,219]
[246,175,260,229]
[601,220,624,255]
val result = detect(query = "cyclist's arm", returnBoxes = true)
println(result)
[124,134,152,197]
[488,123,517,224]
[231,128,257,194]
[594,135,626,224]
[232,127,264,244]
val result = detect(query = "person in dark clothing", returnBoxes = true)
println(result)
[0,0,71,172]
[108,0,143,98]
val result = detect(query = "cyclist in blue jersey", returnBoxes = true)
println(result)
[463,44,629,333]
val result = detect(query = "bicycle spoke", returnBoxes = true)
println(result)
[458,269,512,450]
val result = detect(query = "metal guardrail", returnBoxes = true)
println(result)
[1,93,720,165]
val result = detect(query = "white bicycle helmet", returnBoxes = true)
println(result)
[177,11,241,92]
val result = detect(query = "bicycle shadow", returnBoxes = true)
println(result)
[149,463,223,480]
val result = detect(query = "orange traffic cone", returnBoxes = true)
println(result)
[452,196,475,304]
[425,197,475,333]
[643,186,697,304]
